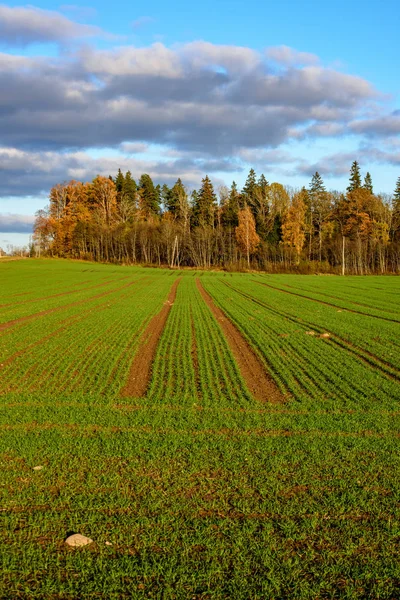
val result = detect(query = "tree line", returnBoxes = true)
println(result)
[33,162,400,273]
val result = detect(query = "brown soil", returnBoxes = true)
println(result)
[196,279,284,404]
[121,278,181,397]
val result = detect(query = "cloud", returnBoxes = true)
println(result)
[0,213,35,233]
[0,40,379,157]
[266,45,319,66]
[0,9,396,198]
[0,146,232,196]
[350,111,400,136]
[0,4,102,46]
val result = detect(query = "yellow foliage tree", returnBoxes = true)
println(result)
[235,206,260,267]
[281,190,307,264]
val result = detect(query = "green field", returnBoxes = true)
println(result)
[1,259,399,599]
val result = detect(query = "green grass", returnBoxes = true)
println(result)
[0,259,399,599]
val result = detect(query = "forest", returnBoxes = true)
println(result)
[33,161,400,274]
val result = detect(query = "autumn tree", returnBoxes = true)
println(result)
[281,189,307,264]
[235,206,260,267]
[91,176,117,225]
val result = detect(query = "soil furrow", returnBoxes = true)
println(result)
[227,281,400,382]
[121,278,181,397]
[196,279,284,404]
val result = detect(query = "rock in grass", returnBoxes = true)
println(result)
[65,534,93,547]
[320,332,331,338]
[33,465,44,471]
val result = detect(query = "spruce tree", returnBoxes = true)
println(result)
[222,181,240,227]
[242,169,257,207]
[161,184,172,213]
[138,174,159,217]
[115,168,125,195]
[393,177,400,202]
[193,175,217,227]
[363,172,373,193]
[309,172,325,196]
[123,171,137,208]
[347,161,362,193]
[258,174,269,197]
[393,177,400,235]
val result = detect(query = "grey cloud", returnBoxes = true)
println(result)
[350,112,400,136]
[266,45,320,66]
[0,147,233,196]
[0,213,35,233]
[0,39,380,156]
[0,4,102,46]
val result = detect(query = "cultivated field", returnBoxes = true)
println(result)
[1,259,399,598]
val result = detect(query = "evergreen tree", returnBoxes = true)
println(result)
[161,184,172,213]
[123,171,137,208]
[393,177,400,236]
[394,176,400,202]
[193,175,217,227]
[242,168,257,208]
[138,174,159,218]
[309,172,326,196]
[222,181,240,227]
[168,179,185,216]
[363,172,373,193]
[347,161,362,193]
[115,169,125,195]
[258,174,269,197]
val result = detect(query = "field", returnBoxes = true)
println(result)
[1,259,399,599]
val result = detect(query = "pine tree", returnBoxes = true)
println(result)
[393,177,400,236]
[309,172,325,196]
[363,172,373,193]
[115,169,125,195]
[161,184,172,213]
[347,161,362,193]
[222,181,240,227]
[258,174,269,197]
[242,168,257,209]
[193,176,217,227]
[393,177,400,203]
[123,171,137,208]
[138,174,159,218]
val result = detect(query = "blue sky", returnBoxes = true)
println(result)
[0,0,399,248]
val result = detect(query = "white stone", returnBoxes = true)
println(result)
[65,534,93,547]
[33,465,43,471]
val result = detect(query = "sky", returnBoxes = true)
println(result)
[0,0,399,249]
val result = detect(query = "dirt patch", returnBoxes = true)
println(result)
[196,279,284,404]
[121,278,181,397]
